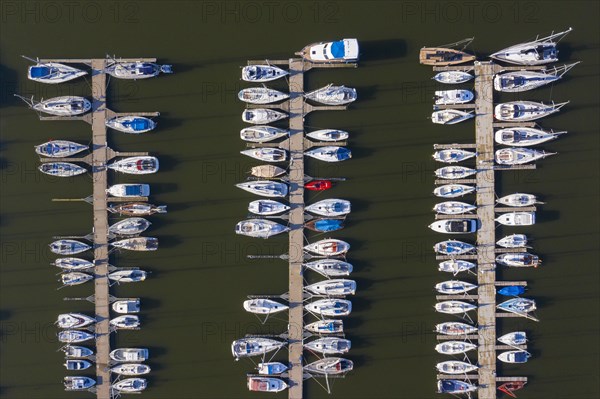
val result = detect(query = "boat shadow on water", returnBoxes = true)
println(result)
[360,39,407,61]
[0,64,18,108]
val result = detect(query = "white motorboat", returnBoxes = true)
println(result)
[108,270,148,282]
[236,181,288,197]
[108,156,159,174]
[305,84,357,105]
[240,148,288,162]
[235,219,289,238]
[50,239,91,255]
[64,359,92,370]
[242,65,288,82]
[39,162,86,177]
[304,337,351,354]
[238,87,289,104]
[57,313,96,329]
[110,348,149,362]
[305,319,344,334]
[240,126,288,142]
[248,200,290,215]
[496,252,540,268]
[107,184,150,197]
[304,239,350,256]
[495,127,565,146]
[62,345,94,358]
[305,279,356,296]
[497,234,528,248]
[105,61,172,79]
[28,62,87,84]
[61,272,93,286]
[306,299,352,317]
[497,193,542,207]
[490,28,573,65]
[433,71,473,84]
[438,260,476,275]
[54,257,93,271]
[112,299,140,314]
[111,237,158,251]
[305,199,351,217]
[111,363,151,376]
[306,129,349,142]
[304,357,353,375]
[436,322,477,336]
[305,146,352,162]
[434,90,474,105]
[433,149,476,163]
[433,201,476,215]
[296,38,359,63]
[258,362,288,375]
[493,63,579,92]
[495,212,535,226]
[247,377,288,393]
[495,147,556,165]
[431,109,474,124]
[434,184,475,198]
[112,378,147,393]
[498,350,531,363]
[435,301,477,314]
[242,108,287,124]
[429,219,479,234]
[110,315,140,329]
[58,330,94,343]
[494,101,568,121]
[109,218,151,235]
[35,140,87,157]
[435,166,476,179]
[64,376,95,391]
[435,280,477,294]
[498,331,527,346]
[437,380,478,394]
[436,360,478,375]
[106,116,156,133]
[250,165,286,178]
[33,96,91,116]
[109,202,166,216]
[433,240,475,255]
[243,299,288,315]
[231,338,285,359]
[435,341,477,355]
[303,259,353,277]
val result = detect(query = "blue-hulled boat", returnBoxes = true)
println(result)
[498,286,526,296]
[306,218,344,232]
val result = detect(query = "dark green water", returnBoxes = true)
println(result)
[1,1,599,398]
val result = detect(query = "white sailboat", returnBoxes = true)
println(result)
[39,162,86,177]
[109,218,151,235]
[438,260,476,275]
[240,148,288,162]
[435,301,477,314]
[433,184,475,198]
[304,146,352,162]
[497,193,542,207]
[305,279,356,296]
[490,28,573,65]
[305,84,357,105]
[435,166,477,179]
[231,338,285,359]
[236,181,288,197]
[435,322,477,336]
[250,165,286,178]
[431,109,474,124]
[304,239,350,256]
[110,315,140,329]
[435,341,477,355]
[495,127,565,146]
[496,253,540,267]
[498,331,527,346]
[305,198,351,217]
[28,62,87,84]
[235,219,289,238]
[57,313,96,329]
[436,360,478,374]
[105,61,172,79]
[33,96,91,116]
[35,140,87,157]
[305,319,344,334]
[304,337,351,354]
[242,108,287,124]
[108,156,159,174]
[433,149,476,163]
[494,101,568,121]
[240,126,288,142]
[304,357,353,375]
[54,257,93,271]
[110,363,151,376]
[112,378,147,393]
[495,147,556,165]
[306,299,352,317]
[248,200,290,215]
[494,63,579,92]
[433,71,473,84]
[306,129,349,142]
[433,201,476,215]
[435,280,477,294]
[238,87,289,104]
[243,299,288,315]
[497,234,528,248]
[303,259,353,277]
[106,116,156,133]
[50,240,91,255]
[242,65,288,82]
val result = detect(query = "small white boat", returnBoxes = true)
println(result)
[39,162,86,177]
[434,90,474,105]
[54,257,93,270]
[50,239,91,255]
[494,63,579,92]
[231,338,285,359]
[498,350,531,363]
[242,65,288,82]
[110,348,149,362]
[496,253,540,268]
[240,148,288,162]
[304,259,353,277]
[61,272,93,286]
[304,239,350,256]
[437,380,478,394]
[243,299,288,315]
[35,140,87,157]
[250,165,286,178]
[490,28,573,65]
[110,315,140,329]
[62,345,93,358]
[435,341,477,355]
[28,62,87,84]
[305,279,356,296]
[438,260,476,275]
[247,377,288,393]
[111,237,158,251]
[112,378,147,393]
[306,129,349,142]
[494,101,568,121]
[305,146,352,162]
[305,84,357,105]
[433,240,475,255]
[305,337,351,354]
[435,301,477,314]
[58,330,94,343]
[497,193,542,207]
[305,319,343,334]
[106,116,156,133]
[240,126,288,142]
[108,156,159,174]
[238,87,289,104]
[109,218,151,236]
[105,61,172,79]
[433,201,476,215]
[33,96,91,116]
[258,362,288,375]
[436,322,477,336]
[433,71,473,84]
[495,147,556,165]
[107,184,150,197]
[236,181,288,197]
[111,363,151,376]
[304,357,354,375]
[112,299,140,314]
[305,199,351,217]
[108,270,147,282]
[434,184,475,198]
[433,149,476,163]
[64,376,95,391]
[64,359,92,370]
[248,200,290,215]
[429,219,479,234]
[435,166,476,179]
[498,331,528,346]
[235,219,289,238]
[435,280,477,294]
[109,202,166,216]
[242,108,287,124]
[497,234,528,248]
[495,127,565,146]
[436,360,478,375]
[431,109,474,124]
[296,38,359,63]
[57,313,95,329]
[495,212,536,226]
[306,299,352,317]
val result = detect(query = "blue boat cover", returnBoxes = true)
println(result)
[124,186,141,196]
[30,66,51,77]
[330,41,345,59]
[336,147,351,160]
[139,64,155,75]
[441,380,466,392]
[314,219,343,232]
[123,118,150,131]
[514,352,529,362]
[498,286,525,296]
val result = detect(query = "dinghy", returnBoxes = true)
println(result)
[435,280,477,294]
[435,166,476,179]
[437,380,477,394]
[490,28,573,65]
[238,87,289,104]
[305,319,343,334]
[433,201,476,215]
[39,162,86,177]
[438,260,476,275]
[436,360,478,374]
[106,116,156,133]
[111,237,158,251]
[495,127,565,146]
[305,84,357,105]
[296,38,359,63]
[494,101,568,121]
[258,362,288,375]
[497,193,541,207]
[112,299,140,314]
[247,377,287,393]
[50,240,90,255]
[109,218,151,236]
[110,348,149,362]
[112,378,147,393]
[305,337,351,354]
[497,234,528,248]
[248,200,290,215]
[498,381,527,397]
[231,338,285,359]
[54,257,93,271]
[435,301,477,314]
[304,239,350,256]
[108,270,147,283]
[108,156,159,174]
[110,315,140,329]
[433,71,473,84]
[305,218,344,232]
[498,286,526,296]
[305,180,332,191]
[250,165,286,178]
[435,322,477,336]
[57,313,95,329]
[111,364,151,376]
[62,346,93,358]
[498,331,527,346]
[433,184,475,198]
[494,63,579,92]
[240,148,288,162]
[235,219,289,238]
[109,202,166,216]
[107,184,150,197]
[435,341,477,355]
[35,140,87,157]
[431,109,474,124]
[242,108,287,124]
[496,147,556,165]
[304,259,353,276]
[495,212,535,226]
[429,219,479,234]
[305,199,351,217]
[105,61,172,79]
[306,299,352,317]
[305,146,351,162]
[306,129,349,142]
[28,62,87,84]
[33,96,91,116]
[497,298,537,314]
[243,299,288,315]
[305,279,356,296]
[304,357,353,375]
[434,240,475,255]
[240,126,288,142]
[58,330,94,343]
[64,376,95,391]
[496,252,540,267]
[236,181,288,197]
[61,272,93,286]
[434,90,474,105]
[242,65,288,82]
[433,149,476,163]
